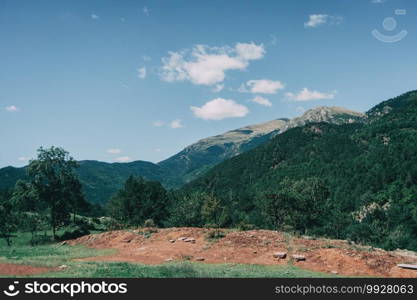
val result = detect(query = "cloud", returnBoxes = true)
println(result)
[143,6,149,15]
[107,149,122,154]
[243,79,285,94]
[5,105,19,112]
[251,96,272,107]
[371,0,386,3]
[169,119,184,129]
[115,156,132,163]
[286,88,336,101]
[191,98,249,120]
[152,120,165,127]
[137,67,146,79]
[18,156,29,161]
[91,14,99,20]
[304,14,343,28]
[161,42,265,86]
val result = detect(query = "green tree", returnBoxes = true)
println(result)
[201,193,224,227]
[25,146,88,239]
[107,176,168,226]
[0,190,18,246]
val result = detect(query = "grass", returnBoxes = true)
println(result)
[0,230,335,278]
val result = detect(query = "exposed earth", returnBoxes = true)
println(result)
[66,227,417,278]
[0,263,53,276]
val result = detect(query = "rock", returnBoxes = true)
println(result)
[253,251,257,254]
[195,257,205,261]
[165,258,173,262]
[273,252,287,259]
[169,239,175,243]
[121,238,132,243]
[292,254,306,262]
[177,237,187,241]
[60,241,67,246]
[184,238,196,243]
[58,265,68,269]
[397,264,417,270]
[331,271,338,275]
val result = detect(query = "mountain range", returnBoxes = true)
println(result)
[0,106,364,204]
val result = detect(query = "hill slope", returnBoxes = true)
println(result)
[0,106,363,203]
[0,160,170,205]
[184,90,417,251]
[159,106,364,185]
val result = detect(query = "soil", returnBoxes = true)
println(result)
[68,227,417,278]
[0,263,52,276]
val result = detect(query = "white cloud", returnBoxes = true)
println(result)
[152,120,165,127]
[244,79,285,94]
[235,42,265,60]
[251,96,272,107]
[137,67,146,79]
[191,98,249,120]
[161,42,265,86]
[91,14,99,20]
[18,156,29,161]
[107,149,122,154]
[286,88,336,101]
[169,119,184,129]
[5,105,19,112]
[143,6,149,15]
[304,14,328,28]
[304,14,343,28]
[115,156,131,163]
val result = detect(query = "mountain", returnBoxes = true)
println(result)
[182,90,417,251]
[0,106,364,204]
[0,160,171,205]
[159,106,364,185]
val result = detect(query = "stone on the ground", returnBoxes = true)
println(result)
[195,257,205,261]
[331,271,338,275]
[58,265,68,269]
[397,264,417,270]
[165,258,173,262]
[177,237,187,241]
[253,250,257,254]
[273,252,287,259]
[292,254,306,261]
[169,239,175,243]
[184,238,196,242]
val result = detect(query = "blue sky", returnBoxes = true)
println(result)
[1,0,416,167]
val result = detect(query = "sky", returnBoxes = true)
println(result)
[1,0,417,167]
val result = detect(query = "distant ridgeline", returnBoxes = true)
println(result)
[182,90,417,251]
[0,105,365,205]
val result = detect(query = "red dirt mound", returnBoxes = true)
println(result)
[0,263,52,276]
[68,227,417,278]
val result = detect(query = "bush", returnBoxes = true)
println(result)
[144,219,155,227]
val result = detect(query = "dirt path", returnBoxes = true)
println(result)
[0,263,52,276]
[68,227,417,277]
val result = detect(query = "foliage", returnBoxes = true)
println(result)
[183,90,417,251]
[106,176,168,227]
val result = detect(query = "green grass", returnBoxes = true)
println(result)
[0,231,334,278]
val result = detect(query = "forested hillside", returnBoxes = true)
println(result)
[183,91,417,251]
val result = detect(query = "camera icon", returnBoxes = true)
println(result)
[372,9,407,43]
[3,281,20,297]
